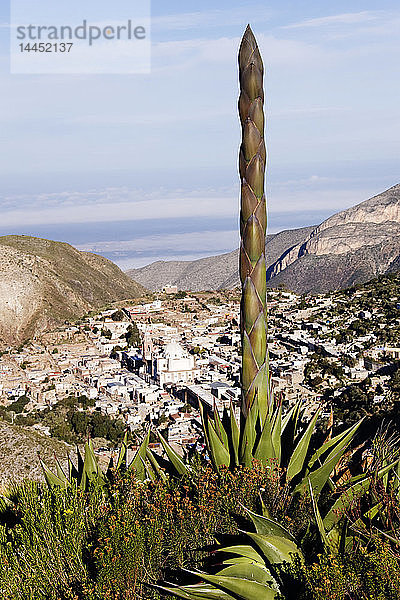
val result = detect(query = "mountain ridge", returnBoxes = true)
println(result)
[127,226,315,292]
[127,184,400,294]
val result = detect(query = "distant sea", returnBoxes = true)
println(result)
[0,210,332,270]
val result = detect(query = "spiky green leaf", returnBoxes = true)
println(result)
[208,420,230,470]
[243,507,297,543]
[246,532,302,565]
[287,408,321,482]
[157,429,191,476]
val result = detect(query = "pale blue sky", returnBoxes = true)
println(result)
[0,1,399,267]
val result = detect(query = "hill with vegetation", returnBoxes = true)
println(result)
[0,235,147,344]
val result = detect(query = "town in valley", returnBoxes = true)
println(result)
[2,274,400,460]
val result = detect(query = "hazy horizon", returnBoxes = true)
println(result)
[0,1,399,268]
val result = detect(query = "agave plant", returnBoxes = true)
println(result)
[40,439,106,490]
[157,455,400,600]
[41,428,190,490]
[320,430,400,552]
[156,506,302,600]
[200,395,365,500]
[308,457,399,555]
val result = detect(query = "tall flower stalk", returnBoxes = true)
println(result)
[239,25,269,419]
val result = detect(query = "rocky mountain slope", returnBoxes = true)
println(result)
[0,420,71,485]
[267,184,400,293]
[127,226,315,292]
[128,184,400,294]
[0,236,146,344]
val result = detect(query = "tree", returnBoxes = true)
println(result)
[110,345,123,358]
[5,395,29,414]
[111,310,125,321]
[77,394,95,409]
[125,322,141,347]
[70,411,89,435]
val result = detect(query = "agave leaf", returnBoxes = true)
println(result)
[78,440,101,489]
[291,401,302,437]
[146,448,167,482]
[68,454,79,483]
[325,525,341,554]
[85,440,99,479]
[230,402,240,467]
[213,402,229,450]
[351,502,383,533]
[54,455,68,483]
[40,459,69,489]
[296,445,351,499]
[281,403,297,434]
[199,401,211,452]
[208,420,230,470]
[155,583,235,600]
[243,507,297,543]
[186,570,277,600]
[287,408,321,482]
[271,403,282,465]
[281,401,302,461]
[364,501,383,520]
[394,459,400,493]
[129,429,150,481]
[222,557,261,565]
[140,455,156,482]
[323,477,376,532]
[156,429,191,476]
[116,430,128,471]
[216,544,265,564]
[246,531,302,565]
[217,563,277,586]
[253,415,275,466]
[308,478,330,550]
[325,520,351,555]
[76,444,84,478]
[307,419,363,471]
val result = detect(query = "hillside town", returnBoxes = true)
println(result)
[1,275,400,453]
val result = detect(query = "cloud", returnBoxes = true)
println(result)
[0,181,379,238]
[152,6,272,32]
[282,11,380,29]
[78,229,238,254]
[70,107,233,126]
[267,187,375,215]
[151,32,324,74]
[78,229,239,269]
[0,192,237,227]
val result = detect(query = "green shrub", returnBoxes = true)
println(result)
[0,463,277,600]
[295,544,400,600]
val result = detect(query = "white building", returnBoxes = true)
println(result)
[155,341,200,386]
